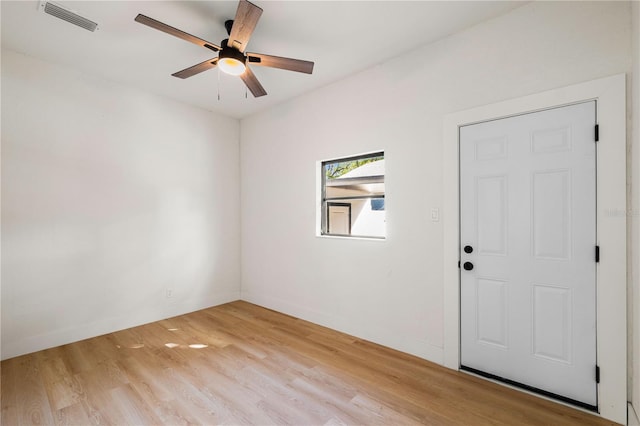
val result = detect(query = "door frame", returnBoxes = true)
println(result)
[442,74,627,424]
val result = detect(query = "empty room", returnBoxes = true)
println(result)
[2,0,639,425]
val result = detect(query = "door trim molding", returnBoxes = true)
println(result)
[442,74,627,424]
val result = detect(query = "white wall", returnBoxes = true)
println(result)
[1,49,241,360]
[240,1,632,363]
[632,0,640,416]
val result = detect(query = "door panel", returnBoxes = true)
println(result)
[532,170,571,260]
[476,278,508,349]
[459,101,597,408]
[532,284,572,363]
[476,175,507,255]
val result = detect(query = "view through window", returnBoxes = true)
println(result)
[321,152,385,238]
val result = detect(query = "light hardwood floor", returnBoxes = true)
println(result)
[1,301,616,425]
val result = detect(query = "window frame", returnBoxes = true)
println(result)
[320,151,385,239]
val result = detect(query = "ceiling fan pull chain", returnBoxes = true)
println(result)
[217,68,221,101]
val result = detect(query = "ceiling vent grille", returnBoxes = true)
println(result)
[39,1,98,32]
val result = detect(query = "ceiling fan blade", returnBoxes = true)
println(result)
[228,0,263,52]
[240,66,267,97]
[135,14,221,52]
[247,53,314,74]
[172,58,219,79]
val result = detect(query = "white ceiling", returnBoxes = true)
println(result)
[1,1,525,119]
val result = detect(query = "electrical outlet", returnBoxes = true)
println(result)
[166,288,173,298]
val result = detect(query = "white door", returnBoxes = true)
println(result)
[459,102,597,408]
[328,203,351,235]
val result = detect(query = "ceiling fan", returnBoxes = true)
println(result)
[135,0,314,98]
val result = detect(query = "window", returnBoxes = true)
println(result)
[321,152,385,238]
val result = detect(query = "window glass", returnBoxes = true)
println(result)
[370,199,385,211]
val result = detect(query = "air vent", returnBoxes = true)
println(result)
[38,1,98,32]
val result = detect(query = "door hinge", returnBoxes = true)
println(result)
[595,365,600,383]
[595,245,600,263]
[595,124,599,142]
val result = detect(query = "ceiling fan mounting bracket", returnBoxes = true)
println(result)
[219,42,247,64]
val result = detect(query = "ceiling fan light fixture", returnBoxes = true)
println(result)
[218,57,246,76]
[218,47,247,76]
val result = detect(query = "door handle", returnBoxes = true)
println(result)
[463,262,474,271]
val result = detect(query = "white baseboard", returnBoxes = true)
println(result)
[1,290,240,360]
[241,291,444,365]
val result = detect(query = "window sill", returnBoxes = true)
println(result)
[316,234,386,242]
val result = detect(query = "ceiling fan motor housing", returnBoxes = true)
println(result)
[220,39,247,65]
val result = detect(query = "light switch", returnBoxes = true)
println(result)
[431,208,440,222]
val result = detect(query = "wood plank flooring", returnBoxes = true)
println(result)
[1,301,616,425]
